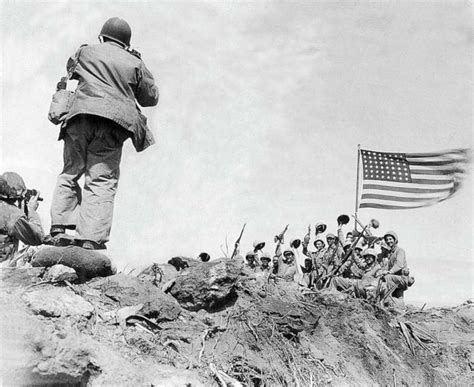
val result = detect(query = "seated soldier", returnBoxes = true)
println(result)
[0,172,44,266]
[353,248,381,299]
[330,245,375,294]
[377,231,414,306]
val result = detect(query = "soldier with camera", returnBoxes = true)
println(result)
[0,172,44,264]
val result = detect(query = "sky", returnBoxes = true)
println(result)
[0,1,472,306]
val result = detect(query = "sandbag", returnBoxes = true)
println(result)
[31,246,114,282]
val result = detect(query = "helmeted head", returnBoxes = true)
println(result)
[354,241,364,256]
[0,172,26,200]
[253,240,265,251]
[290,238,301,249]
[326,233,336,246]
[245,251,257,266]
[99,17,132,47]
[260,252,271,267]
[283,249,295,263]
[198,252,210,262]
[383,230,398,248]
[362,248,376,264]
[343,239,352,252]
[314,239,325,250]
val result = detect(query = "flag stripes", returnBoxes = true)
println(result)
[359,148,470,210]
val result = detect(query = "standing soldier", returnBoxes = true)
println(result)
[0,172,44,265]
[49,17,159,250]
[321,226,344,271]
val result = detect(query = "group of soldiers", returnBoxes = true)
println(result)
[0,170,414,309]
[236,216,415,307]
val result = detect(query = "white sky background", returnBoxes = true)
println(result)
[0,1,472,306]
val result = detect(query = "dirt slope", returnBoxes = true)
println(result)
[0,259,472,386]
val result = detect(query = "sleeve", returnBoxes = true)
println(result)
[275,241,282,258]
[336,228,345,257]
[389,248,407,274]
[67,45,87,78]
[11,210,44,246]
[302,241,311,257]
[135,62,159,107]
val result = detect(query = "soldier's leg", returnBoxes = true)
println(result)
[380,274,409,305]
[76,117,129,246]
[50,117,91,232]
[329,277,355,293]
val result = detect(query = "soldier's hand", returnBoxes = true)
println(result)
[303,234,310,244]
[27,191,40,213]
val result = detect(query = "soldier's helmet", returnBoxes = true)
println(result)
[99,17,131,47]
[198,252,210,262]
[0,172,26,200]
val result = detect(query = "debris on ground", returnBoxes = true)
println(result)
[1,259,472,386]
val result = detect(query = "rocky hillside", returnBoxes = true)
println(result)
[1,257,472,386]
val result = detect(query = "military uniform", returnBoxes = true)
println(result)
[50,40,159,246]
[0,200,44,264]
[379,231,412,303]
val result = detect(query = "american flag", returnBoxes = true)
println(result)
[359,148,470,210]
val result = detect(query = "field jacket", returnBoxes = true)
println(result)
[63,42,159,151]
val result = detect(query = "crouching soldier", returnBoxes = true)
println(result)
[0,172,44,266]
[376,231,414,306]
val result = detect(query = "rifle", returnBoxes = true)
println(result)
[352,215,381,247]
[230,223,246,259]
[320,225,369,288]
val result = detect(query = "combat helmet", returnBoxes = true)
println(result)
[0,172,26,200]
[99,17,132,47]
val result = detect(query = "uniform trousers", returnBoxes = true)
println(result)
[50,115,129,244]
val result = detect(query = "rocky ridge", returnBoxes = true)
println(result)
[0,257,472,386]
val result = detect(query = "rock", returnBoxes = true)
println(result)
[88,274,181,322]
[31,246,114,282]
[22,287,94,318]
[44,264,78,283]
[0,267,45,288]
[169,258,243,311]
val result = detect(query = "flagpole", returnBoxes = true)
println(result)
[354,144,361,231]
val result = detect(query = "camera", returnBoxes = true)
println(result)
[24,189,43,203]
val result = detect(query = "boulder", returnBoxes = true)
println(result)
[169,258,243,311]
[31,246,114,282]
[88,274,181,322]
[0,267,45,288]
[44,264,78,283]
[22,287,94,318]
